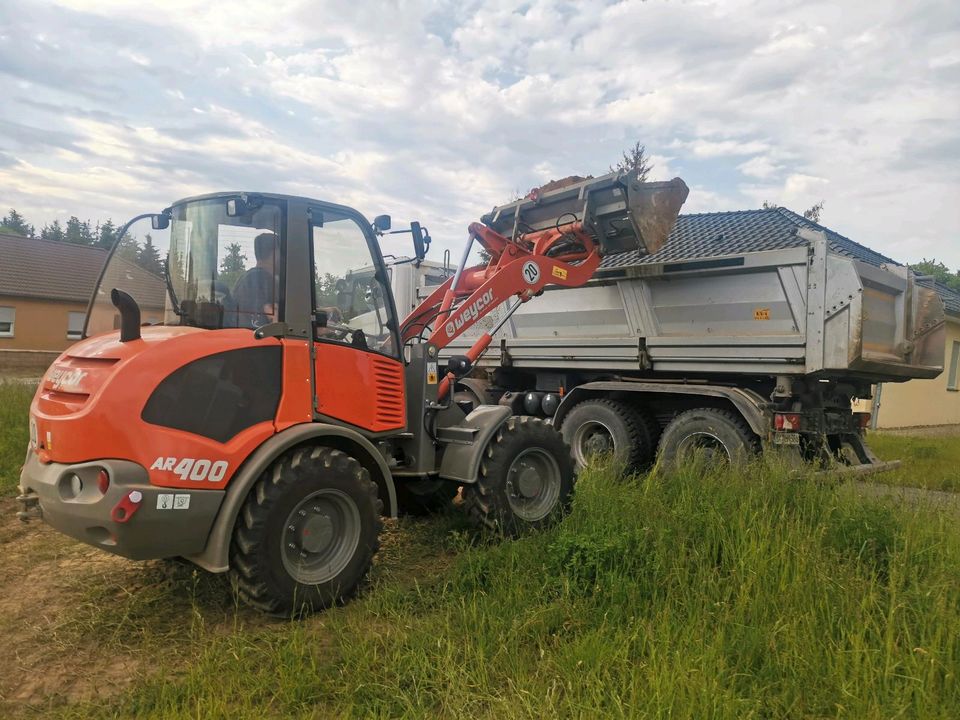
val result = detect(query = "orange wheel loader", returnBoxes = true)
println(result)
[17,174,687,615]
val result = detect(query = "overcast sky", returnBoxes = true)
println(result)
[1,0,957,265]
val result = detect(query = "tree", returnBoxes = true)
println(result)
[912,258,960,292]
[40,220,65,242]
[610,141,653,181]
[137,233,164,275]
[114,232,141,263]
[802,201,824,223]
[0,209,34,237]
[65,216,94,245]
[762,200,825,223]
[219,242,247,289]
[96,219,117,249]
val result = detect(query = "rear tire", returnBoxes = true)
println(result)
[657,408,758,467]
[230,445,382,616]
[463,416,575,536]
[561,399,657,471]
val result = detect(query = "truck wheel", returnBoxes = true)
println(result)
[230,445,382,616]
[463,416,575,536]
[395,478,459,516]
[657,408,758,467]
[561,399,657,471]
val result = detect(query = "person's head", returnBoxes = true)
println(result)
[253,233,277,270]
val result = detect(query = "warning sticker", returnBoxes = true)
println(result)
[157,493,191,510]
[753,308,771,320]
[427,361,438,384]
[551,266,568,280]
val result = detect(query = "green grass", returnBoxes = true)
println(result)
[868,430,960,492]
[0,381,34,494]
[53,458,960,720]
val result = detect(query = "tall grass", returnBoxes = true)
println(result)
[868,431,960,492]
[0,382,34,494]
[62,458,960,719]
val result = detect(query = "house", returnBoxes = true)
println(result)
[0,232,164,374]
[602,208,960,428]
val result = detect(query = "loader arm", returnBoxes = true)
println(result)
[400,173,689,400]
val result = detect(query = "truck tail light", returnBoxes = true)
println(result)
[774,412,802,431]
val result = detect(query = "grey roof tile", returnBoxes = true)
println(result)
[600,207,959,316]
[601,207,897,269]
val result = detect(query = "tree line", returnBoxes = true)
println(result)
[0,207,164,276]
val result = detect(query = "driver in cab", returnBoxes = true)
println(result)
[233,232,277,329]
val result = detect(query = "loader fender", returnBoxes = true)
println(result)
[437,405,512,484]
[187,422,396,574]
[554,382,771,438]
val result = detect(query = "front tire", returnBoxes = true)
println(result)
[463,416,575,536]
[230,445,382,616]
[561,398,658,471]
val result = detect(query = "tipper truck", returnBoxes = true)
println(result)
[396,192,946,473]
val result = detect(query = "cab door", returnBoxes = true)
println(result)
[309,208,406,433]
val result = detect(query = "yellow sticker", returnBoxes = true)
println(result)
[426,361,438,384]
[754,308,771,320]
[551,265,568,280]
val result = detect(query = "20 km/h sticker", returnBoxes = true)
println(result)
[521,260,541,285]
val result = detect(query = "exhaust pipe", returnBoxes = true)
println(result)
[111,288,142,342]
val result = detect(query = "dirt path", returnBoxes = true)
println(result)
[847,480,960,516]
[0,499,457,717]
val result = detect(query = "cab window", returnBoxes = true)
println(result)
[311,211,397,357]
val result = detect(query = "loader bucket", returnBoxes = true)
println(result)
[481,172,689,257]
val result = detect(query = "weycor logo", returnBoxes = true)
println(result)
[49,367,87,391]
[445,289,495,338]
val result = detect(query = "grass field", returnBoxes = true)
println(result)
[1,384,958,718]
[0,382,33,495]
[868,430,960,492]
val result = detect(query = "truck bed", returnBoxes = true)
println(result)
[450,229,944,383]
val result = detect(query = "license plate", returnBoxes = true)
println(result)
[773,432,800,446]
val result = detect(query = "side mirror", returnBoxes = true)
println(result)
[151,213,170,230]
[411,221,428,260]
[373,214,392,232]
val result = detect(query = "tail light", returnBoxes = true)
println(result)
[855,412,872,429]
[97,468,110,494]
[774,412,802,431]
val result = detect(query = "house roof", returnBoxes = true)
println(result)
[0,232,108,303]
[0,232,165,309]
[602,207,896,269]
[601,207,960,317]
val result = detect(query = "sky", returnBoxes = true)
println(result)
[0,0,958,266]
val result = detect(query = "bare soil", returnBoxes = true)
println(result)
[0,500,456,716]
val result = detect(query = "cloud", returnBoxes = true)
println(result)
[0,0,956,268]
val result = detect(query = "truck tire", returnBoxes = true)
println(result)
[561,399,657,471]
[657,408,758,467]
[395,478,459,516]
[463,416,575,536]
[230,445,382,616]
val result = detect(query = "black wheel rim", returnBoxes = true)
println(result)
[281,488,361,584]
[506,448,562,522]
[676,432,730,463]
[572,419,615,466]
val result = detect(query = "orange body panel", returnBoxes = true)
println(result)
[313,343,406,432]
[31,327,285,490]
